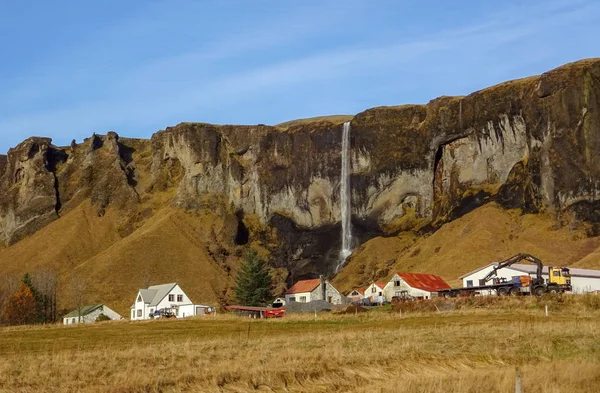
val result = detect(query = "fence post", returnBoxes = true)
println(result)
[545,304,548,317]
[515,367,523,393]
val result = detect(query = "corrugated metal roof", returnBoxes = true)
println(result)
[139,289,158,303]
[510,264,600,278]
[397,272,451,292]
[63,304,103,319]
[285,278,321,295]
[147,283,177,306]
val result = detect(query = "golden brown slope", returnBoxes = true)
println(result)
[0,200,246,316]
[334,203,600,293]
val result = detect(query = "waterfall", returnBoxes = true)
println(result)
[337,121,352,271]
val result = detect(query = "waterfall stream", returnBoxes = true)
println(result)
[337,121,352,272]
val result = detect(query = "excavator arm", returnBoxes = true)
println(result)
[482,253,544,283]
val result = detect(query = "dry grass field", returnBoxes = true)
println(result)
[1,296,599,393]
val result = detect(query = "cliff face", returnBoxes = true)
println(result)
[0,132,139,245]
[1,58,599,277]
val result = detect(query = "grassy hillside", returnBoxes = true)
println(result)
[0,202,243,316]
[334,203,600,292]
[1,301,599,392]
[2,199,600,316]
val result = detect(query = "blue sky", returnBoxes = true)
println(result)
[1,0,599,154]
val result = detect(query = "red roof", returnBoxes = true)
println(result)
[285,278,321,295]
[396,273,451,292]
[374,282,387,290]
[348,288,365,296]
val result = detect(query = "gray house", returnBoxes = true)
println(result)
[63,304,122,325]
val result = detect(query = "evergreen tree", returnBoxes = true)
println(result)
[22,273,45,323]
[234,250,273,306]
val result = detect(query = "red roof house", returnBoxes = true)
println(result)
[386,272,451,300]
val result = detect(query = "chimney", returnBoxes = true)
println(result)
[320,275,326,300]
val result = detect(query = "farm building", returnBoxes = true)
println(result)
[284,276,344,305]
[383,273,451,300]
[364,282,387,304]
[130,283,214,320]
[63,304,121,325]
[347,288,365,303]
[460,263,600,294]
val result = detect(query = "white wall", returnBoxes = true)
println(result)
[285,291,312,304]
[571,276,600,294]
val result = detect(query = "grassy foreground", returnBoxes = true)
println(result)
[1,299,599,392]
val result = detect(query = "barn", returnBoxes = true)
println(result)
[460,263,600,294]
[383,273,451,300]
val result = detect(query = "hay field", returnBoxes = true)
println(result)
[1,297,599,393]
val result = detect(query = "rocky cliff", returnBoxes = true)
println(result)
[1,58,599,280]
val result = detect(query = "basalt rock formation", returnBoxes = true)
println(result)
[1,58,600,280]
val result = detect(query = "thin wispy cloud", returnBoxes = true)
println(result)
[0,0,598,152]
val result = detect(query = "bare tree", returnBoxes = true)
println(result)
[70,275,87,323]
[32,269,59,323]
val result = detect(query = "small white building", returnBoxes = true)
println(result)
[130,283,214,320]
[284,277,344,305]
[63,304,121,325]
[460,263,600,294]
[364,282,387,304]
[347,288,366,303]
[383,272,452,301]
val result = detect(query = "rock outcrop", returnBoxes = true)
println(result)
[0,132,140,245]
[1,58,600,277]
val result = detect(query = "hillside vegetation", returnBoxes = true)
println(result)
[334,203,600,292]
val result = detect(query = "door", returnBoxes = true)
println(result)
[328,296,332,303]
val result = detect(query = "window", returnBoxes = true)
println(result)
[136,310,142,317]
[553,271,560,277]
[168,294,175,302]
[378,292,382,296]
[372,286,376,293]
[150,309,154,313]
[72,318,76,324]
[479,279,486,286]
[394,280,401,287]
[289,297,296,302]
[466,280,473,287]
[299,296,307,302]
[177,295,183,302]
[137,294,142,302]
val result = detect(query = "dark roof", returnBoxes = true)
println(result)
[285,278,321,294]
[397,273,451,292]
[63,304,103,319]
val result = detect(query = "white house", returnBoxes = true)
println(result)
[364,282,387,304]
[347,288,365,303]
[63,304,121,325]
[383,272,452,301]
[284,277,344,305]
[460,263,600,294]
[130,283,215,320]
